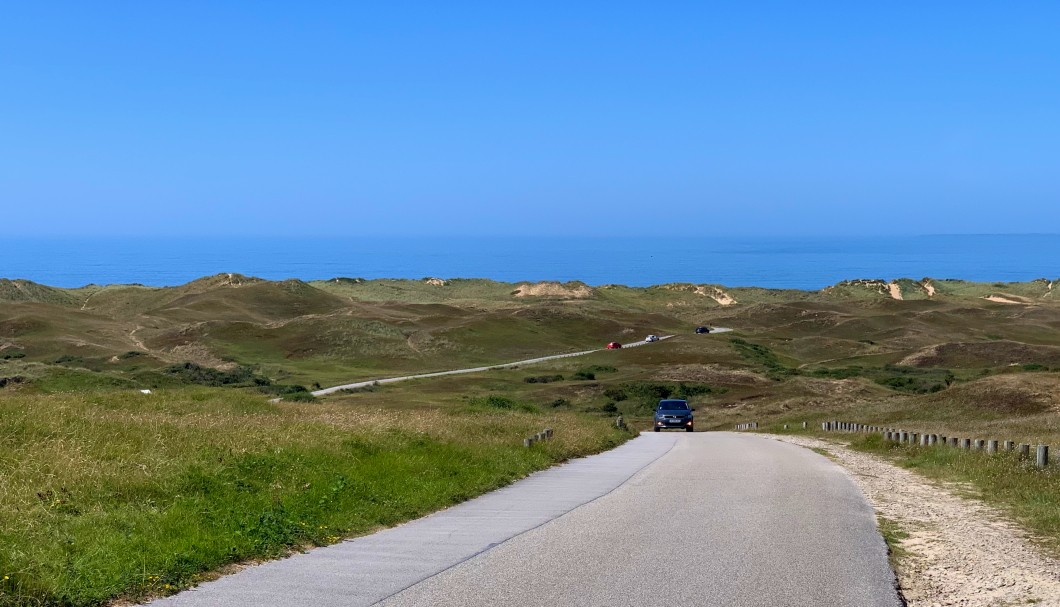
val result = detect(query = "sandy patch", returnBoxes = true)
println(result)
[769,434,1060,606]
[922,281,936,297]
[983,295,1028,305]
[693,285,738,306]
[512,282,594,299]
[423,278,449,286]
[887,282,903,300]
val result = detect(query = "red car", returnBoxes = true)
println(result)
[606,342,623,349]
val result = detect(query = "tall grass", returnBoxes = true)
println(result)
[0,388,628,606]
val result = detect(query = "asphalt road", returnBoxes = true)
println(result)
[314,332,693,396]
[146,433,899,607]
[382,433,899,607]
[314,329,734,396]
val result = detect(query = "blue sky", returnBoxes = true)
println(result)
[3,2,1059,236]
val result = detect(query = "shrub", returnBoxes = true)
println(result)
[729,338,797,380]
[469,395,518,409]
[601,403,619,413]
[572,371,595,381]
[281,391,317,403]
[2,351,26,360]
[54,354,84,364]
[339,384,378,394]
[549,398,571,408]
[118,351,143,360]
[163,362,268,387]
[467,395,539,413]
[523,374,564,384]
[0,376,25,388]
[582,365,617,374]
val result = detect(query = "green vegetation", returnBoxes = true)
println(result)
[163,362,268,387]
[809,365,956,393]
[5,273,1060,602]
[523,374,564,383]
[0,388,627,606]
[730,337,795,379]
[876,516,911,570]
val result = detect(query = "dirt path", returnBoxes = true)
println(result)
[769,434,1060,606]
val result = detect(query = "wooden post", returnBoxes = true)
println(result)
[1037,445,1050,468]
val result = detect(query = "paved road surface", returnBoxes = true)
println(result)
[146,433,899,607]
[315,332,689,396]
[315,329,734,396]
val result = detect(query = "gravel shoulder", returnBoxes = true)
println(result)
[768,434,1060,606]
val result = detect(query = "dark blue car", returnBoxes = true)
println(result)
[653,399,694,432]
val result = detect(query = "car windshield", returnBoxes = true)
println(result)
[657,401,688,411]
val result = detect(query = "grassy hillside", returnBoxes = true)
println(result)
[4,273,1060,604]
[2,274,1059,394]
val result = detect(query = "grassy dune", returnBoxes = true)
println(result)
[4,274,1060,604]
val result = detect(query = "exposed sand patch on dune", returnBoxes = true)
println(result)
[686,285,738,305]
[424,278,449,286]
[887,282,903,300]
[983,295,1029,305]
[922,281,936,297]
[512,282,594,299]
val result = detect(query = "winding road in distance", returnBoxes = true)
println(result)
[147,432,900,607]
[313,328,733,397]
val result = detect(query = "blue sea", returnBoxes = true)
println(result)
[2,235,1058,290]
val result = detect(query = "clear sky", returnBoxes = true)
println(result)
[3,2,1059,236]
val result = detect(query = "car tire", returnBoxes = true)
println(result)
[686,427,694,432]
[653,427,660,432]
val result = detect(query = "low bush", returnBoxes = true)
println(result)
[582,365,617,374]
[163,362,269,388]
[523,374,564,384]
[467,394,538,413]
[1,351,26,360]
[729,338,796,380]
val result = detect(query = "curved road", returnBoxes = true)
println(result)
[147,432,899,607]
[314,329,733,396]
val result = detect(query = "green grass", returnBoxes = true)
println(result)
[876,516,911,571]
[0,388,629,606]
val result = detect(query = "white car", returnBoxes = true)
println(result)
[645,335,660,342]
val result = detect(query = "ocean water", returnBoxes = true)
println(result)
[2,235,1058,290]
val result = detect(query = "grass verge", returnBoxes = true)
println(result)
[849,433,1060,555]
[0,388,629,606]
